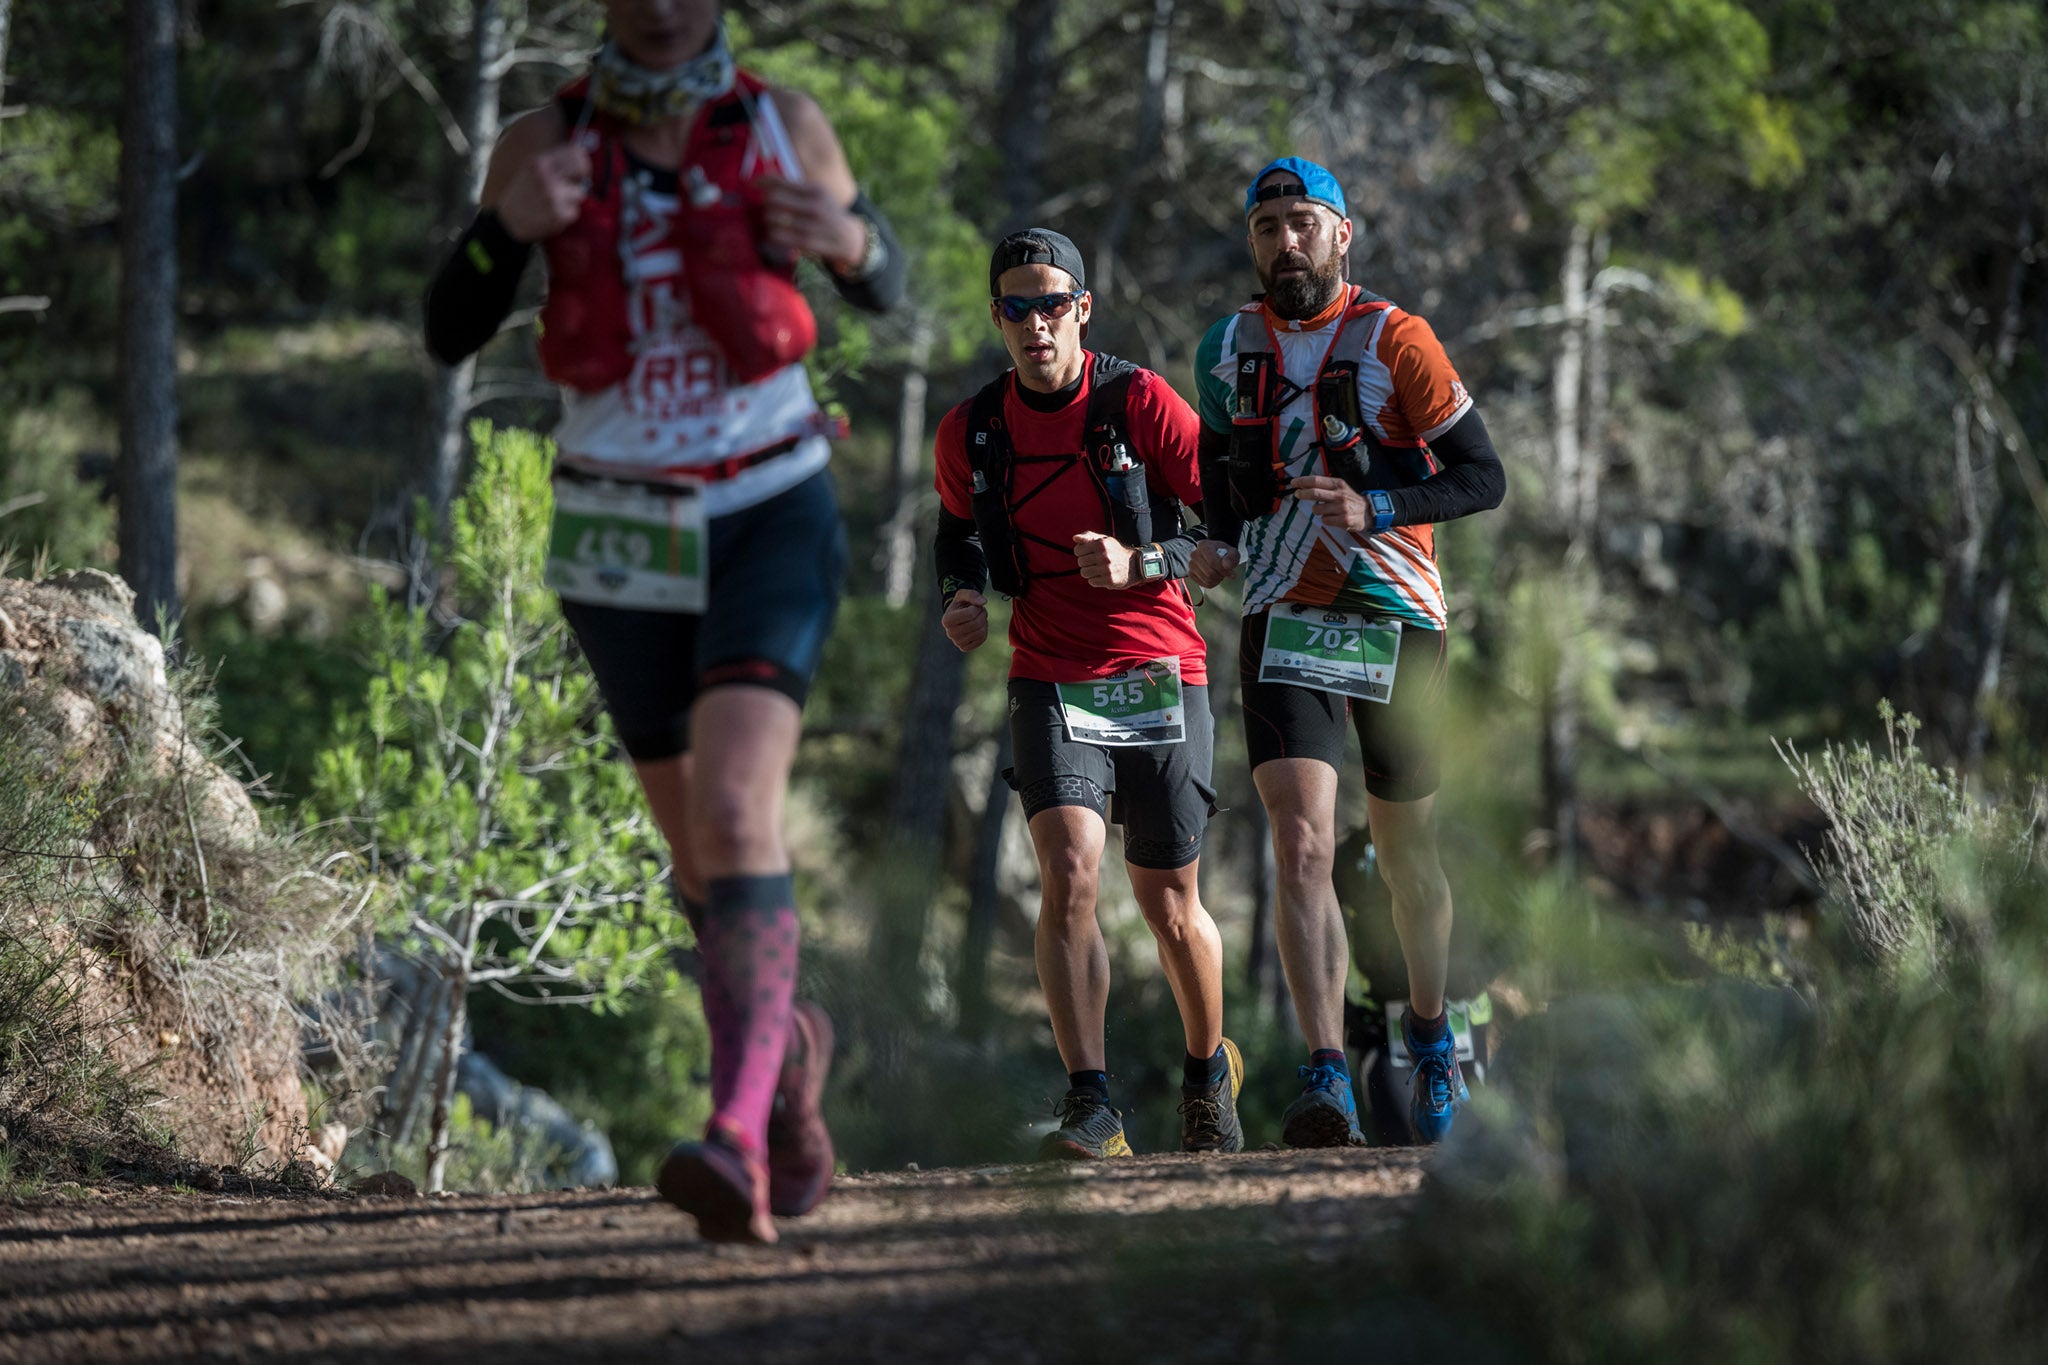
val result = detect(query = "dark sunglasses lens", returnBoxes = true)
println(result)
[999,293,1076,323]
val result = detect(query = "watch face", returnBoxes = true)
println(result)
[1140,548,1166,580]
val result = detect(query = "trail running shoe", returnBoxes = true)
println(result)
[767,1001,835,1217]
[657,1115,777,1244]
[1281,1059,1366,1148]
[1179,1038,1246,1153]
[1403,1007,1470,1145]
[1037,1089,1133,1160]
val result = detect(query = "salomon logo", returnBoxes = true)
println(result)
[1241,359,1258,373]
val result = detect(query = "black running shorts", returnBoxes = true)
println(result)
[1003,678,1218,870]
[558,469,847,762]
[1238,609,1446,803]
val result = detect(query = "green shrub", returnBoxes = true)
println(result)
[304,422,689,1191]
[1382,709,2048,1361]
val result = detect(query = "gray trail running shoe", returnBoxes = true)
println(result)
[1280,1058,1366,1148]
[1037,1088,1133,1160]
[1178,1037,1246,1153]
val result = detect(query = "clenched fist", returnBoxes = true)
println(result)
[756,175,869,271]
[497,143,594,243]
[942,588,989,652]
[1188,539,1240,588]
[1072,531,1137,589]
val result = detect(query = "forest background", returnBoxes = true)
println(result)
[3,0,2046,1220]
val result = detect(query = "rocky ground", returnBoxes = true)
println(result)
[0,1148,1429,1364]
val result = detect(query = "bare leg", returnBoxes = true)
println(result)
[1028,806,1110,1074]
[1366,792,1453,1019]
[632,751,702,905]
[1252,758,1347,1052]
[1126,859,1224,1060]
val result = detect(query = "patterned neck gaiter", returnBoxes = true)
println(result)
[589,21,736,126]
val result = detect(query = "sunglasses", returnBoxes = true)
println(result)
[994,290,1087,323]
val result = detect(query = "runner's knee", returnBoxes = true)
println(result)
[689,776,782,865]
[1268,816,1335,891]
[1136,884,1202,945]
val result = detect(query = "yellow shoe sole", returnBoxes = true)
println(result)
[1220,1037,1245,1101]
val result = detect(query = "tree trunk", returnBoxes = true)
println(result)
[1095,0,1175,298]
[1932,400,1987,763]
[381,965,443,1149]
[996,0,1059,230]
[1580,229,1610,543]
[1964,572,2011,780]
[1243,797,1285,1020]
[422,966,470,1194]
[1551,220,1589,529]
[957,729,1013,1040]
[420,0,507,546]
[873,593,967,992]
[117,0,181,634]
[878,310,935,606]
[0,0,13,144]
[1540,223,1592,871]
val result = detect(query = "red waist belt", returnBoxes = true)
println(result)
[557,414,849,488]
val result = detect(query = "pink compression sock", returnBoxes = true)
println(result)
[697,874,801,1153]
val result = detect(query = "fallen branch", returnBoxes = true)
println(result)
[0,295,52,317]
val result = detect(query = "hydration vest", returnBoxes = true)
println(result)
[964,354,1182,599]
[538,71,817,393]
[1228,288,1440,520]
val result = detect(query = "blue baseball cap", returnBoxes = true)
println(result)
[1244,157,1348,221]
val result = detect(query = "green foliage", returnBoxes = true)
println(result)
[349,1091,566,1195]
[1375,722,2048,1361]
[0,701,162,1164]
[181,611,373,800]
[305,422,681,1010]
[0,388,117,572]
[1779,702,2045,978]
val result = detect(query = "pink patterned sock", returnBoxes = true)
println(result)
[697,874,800,1153]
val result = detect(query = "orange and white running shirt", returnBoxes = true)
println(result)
[1195,285,1472,629]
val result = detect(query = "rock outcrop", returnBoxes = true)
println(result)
[0,569,319,1168]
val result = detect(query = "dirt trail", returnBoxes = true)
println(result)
[0,1149,1426,1363]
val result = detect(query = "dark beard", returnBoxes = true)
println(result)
[1262,252,1346,318]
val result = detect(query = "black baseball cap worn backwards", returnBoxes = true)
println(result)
[989,228,1087,296]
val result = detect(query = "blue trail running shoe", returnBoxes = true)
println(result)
[1403,1006,1470,1144]
[1280,1058,1365,1148]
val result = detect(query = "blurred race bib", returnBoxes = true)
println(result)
[546,475,706,613]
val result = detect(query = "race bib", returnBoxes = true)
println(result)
[1056,658,1185,747]
[1258,605,1401,703]
[545,476,707,613]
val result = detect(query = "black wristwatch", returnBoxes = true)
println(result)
[1136,543,1168,582]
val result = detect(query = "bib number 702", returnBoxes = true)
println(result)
[1298,625,1363,653]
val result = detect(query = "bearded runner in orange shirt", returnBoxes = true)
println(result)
[1189,158,1505,1146]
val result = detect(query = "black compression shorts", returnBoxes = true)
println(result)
[1004,678,1218,870]
[1238,609,1446,802]
[559,469,847,762]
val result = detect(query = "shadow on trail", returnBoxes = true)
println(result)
[0,1160,1431,1356]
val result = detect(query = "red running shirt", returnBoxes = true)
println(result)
[934,359,1208,686]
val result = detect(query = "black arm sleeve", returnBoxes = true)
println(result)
[1388,407,1507,527]
[424,211,533,366]
[827,192,907,315]
[1197,423,1243,546]
[933,509,987,607]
